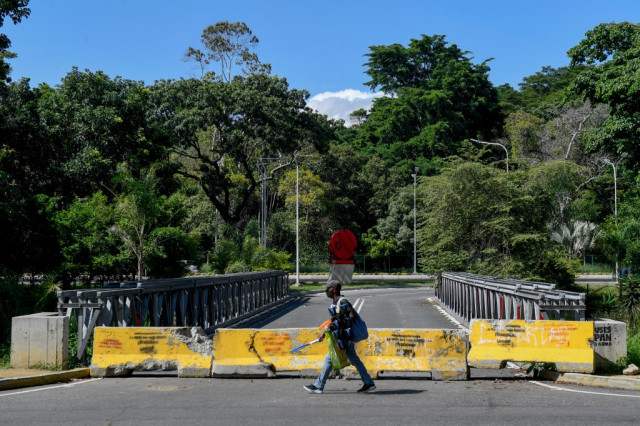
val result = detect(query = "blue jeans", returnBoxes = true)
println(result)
[313,341,374,390]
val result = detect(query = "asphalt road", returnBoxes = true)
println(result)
[1,373,640,425]
[235,286,462,330]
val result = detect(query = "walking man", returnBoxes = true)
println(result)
[303,281,376,394]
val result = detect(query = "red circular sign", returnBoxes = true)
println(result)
[329,229,357,260]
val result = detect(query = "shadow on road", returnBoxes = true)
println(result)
[369,389,425,395]
[233,296,314,328]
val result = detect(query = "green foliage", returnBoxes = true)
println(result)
[568,22,640,166]
[222,235,291,273]
[112,165,196,279]
[0,273,57,348]
[505,110,543,160]
[149,73,335,225]
[0,1,31,82]
[361,229,399,259]
[418,161,579,287]
[359,34,502,168]
[184,21,265,81]
[627,333,640,367]
[522,361,557,377]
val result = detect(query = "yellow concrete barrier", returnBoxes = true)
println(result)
[91,327,212,377]
[212,328,468,380]
[468,320,595,373]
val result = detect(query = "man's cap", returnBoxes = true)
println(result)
[323,280,341,289]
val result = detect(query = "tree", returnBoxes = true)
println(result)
[184,21,266,82]
[418,161,578,287]
[111,165,194,280]
[149,74,335,225]
[0,0,30,82]
[568,22,640,168]
[54,192,122,286]
[37,68,167,202]
[358,34,502,167]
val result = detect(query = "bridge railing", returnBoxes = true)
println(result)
[57,271,289,360]
[436,272,585,327]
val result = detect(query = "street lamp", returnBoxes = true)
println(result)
[411,167,419,274]
[470,139,509,173]
[294,154,313,286]
[603,152,627,289]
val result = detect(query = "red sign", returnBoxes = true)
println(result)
[329,229,357,260]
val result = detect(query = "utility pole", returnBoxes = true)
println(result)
[412,167,419,274]
[256,157,284,249]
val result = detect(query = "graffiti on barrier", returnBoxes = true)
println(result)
[593,325,612,347]
[257,333,292,355]
[475,321,581,348]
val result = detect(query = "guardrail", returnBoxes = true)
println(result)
[57,271,289,360]
[436,272,585,326]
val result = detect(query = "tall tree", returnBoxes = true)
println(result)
[184,21,266,82]
[358,34,502,166]
[0,0,30,82]
[38,68,167,202]
[149,74,335,225]
[568,22,640,168]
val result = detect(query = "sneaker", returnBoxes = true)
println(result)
[357,383,376,393]
[304,384,323,394]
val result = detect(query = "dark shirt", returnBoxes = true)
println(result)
[328,296,353,346]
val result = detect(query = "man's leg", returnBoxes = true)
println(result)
[313,352,333,390]
[346,343,374,385]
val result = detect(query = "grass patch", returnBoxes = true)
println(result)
[0,344,10,369]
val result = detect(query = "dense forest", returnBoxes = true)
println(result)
[3,3,640,360]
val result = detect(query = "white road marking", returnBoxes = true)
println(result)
[353,298,365,313]
[530,380,640,398]
[426,297,467,330]
[0,378,102,398]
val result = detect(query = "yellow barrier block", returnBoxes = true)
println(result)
[91,327,213,378]
[212,328,468,380]
[356,329,468,380]
[468,320,595,373]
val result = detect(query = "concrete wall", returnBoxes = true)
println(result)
[11,313,69,368]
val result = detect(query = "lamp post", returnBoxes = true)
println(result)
[294,154,313,286]
[411,167,419,274]
[603,152,627,290]
[470,139,509,173]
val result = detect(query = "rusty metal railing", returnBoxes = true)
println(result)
[57,271,289,359]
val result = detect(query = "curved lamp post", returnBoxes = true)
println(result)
[603,152,627,290]
[470,139,509,173]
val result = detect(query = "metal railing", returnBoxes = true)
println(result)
[436,272,586,327]
[57,271,289,359]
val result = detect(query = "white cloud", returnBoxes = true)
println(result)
[307,89,383,125]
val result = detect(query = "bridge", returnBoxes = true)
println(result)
[36,270,623,380]
[3,273,638,425]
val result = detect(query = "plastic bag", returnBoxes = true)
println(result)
[351,310,369,343]
[325,331,349,369]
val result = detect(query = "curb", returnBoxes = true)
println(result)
[0,368,91,391]
[540,370,640,391]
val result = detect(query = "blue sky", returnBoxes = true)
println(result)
[4,0,640,121]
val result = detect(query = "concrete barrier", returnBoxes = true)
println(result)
[468,320,595,373]
[11,312,69,369]
[593,319,627,372]
[91,327,212,378]
[212,328,468,380]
